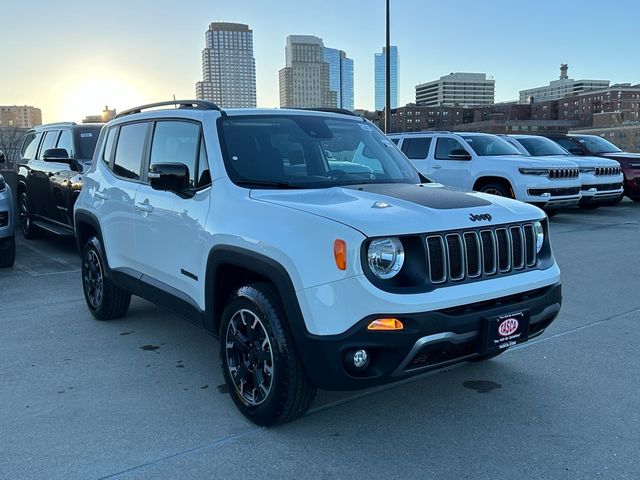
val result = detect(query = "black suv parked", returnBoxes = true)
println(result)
[17,122,102,238]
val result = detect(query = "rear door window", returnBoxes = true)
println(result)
[401,137,432,159]
[112,122,149,180]
[435,137,469,160]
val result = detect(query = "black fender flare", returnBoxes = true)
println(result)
[74,210,105,259]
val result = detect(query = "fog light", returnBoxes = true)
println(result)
[368,318,404,330]
[346,349,369,371]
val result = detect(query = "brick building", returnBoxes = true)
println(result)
[0,105,42,128]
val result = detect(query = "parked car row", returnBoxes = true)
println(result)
[0,150,15,267]
[388,132,625,212]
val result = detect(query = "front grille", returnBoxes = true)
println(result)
[549,168,579,179]
[0,211,8,227]
[426,223,537,285]
[595,166,621,176]
[581,183,623,192]
[528,187,581,197]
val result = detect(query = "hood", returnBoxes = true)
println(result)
[250,183,544,237]
[534,155,619,168]
[490,155,578,169]
[600,152,640,168]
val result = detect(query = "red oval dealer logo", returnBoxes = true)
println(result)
[498,318,519,337]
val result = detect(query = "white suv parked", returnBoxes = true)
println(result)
[75,101,563,425]
[389,132,582,211]
[502,135,624,208]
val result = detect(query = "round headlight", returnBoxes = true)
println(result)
[534,221,544,253]
[367,237,405,279]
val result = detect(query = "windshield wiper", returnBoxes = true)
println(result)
[235,179,303,189]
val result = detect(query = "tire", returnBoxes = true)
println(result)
[19,192,41,239]
[220,282,316,426]
[479,183,512,198]
[579,203,600,210]
[0,235,15,268]
[81,236,131,320]
[545,210,559,218]
[606,195,623,206]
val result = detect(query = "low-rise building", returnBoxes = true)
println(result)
[82,106,116,124]
[416,72,495,107]
[519,64,609,103]
[0,106,42,128]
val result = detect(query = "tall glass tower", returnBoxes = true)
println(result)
[323,48,355,111]
[195,22,257,108]
[374,46,399,111]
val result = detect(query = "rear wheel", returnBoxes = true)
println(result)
[19,192,40,239]
[0,235,15,268]
[220,283,316,426]
[479,183,512,198]
[82,236,131,320]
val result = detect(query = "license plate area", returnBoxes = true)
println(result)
[484,311,530,352]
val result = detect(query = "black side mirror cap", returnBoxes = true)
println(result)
[448,149,472,160]
[149,163,190,193]
[42,148,72,162]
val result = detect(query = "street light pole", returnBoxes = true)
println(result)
[384,0,391,133]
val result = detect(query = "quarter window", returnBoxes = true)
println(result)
[113,122,149,180]
[435,137,469,160]
[150,121,200,188]
[103,128,116,164]
[401,137,432,159]
[21,133,41,161]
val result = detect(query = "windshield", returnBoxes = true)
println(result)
[76,127,102,160]
[574,135,622,154]
[461,135,523,156]
[218,115,421,188]
[515,137,569,156]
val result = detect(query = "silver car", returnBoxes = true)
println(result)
[0,150,15,267]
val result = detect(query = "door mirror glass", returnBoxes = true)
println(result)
[149,163,190,193]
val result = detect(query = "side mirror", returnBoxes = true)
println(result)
[42,148,72,162]
[149,163,190,193]
[448,149,472,160]
[0,150,6,163]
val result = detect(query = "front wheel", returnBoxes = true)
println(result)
[220,283,316,426]
[82,236,131,320]
[0,235,15,268]
[479,183,512,198]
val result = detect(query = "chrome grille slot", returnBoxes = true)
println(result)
[523,224,537,267]
[426,236,446,284]
[510,226,525,270]
[463,232,481,278]
[445,234,464,281]
[495,228,511,272]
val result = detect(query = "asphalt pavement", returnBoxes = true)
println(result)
[1,201,639,479]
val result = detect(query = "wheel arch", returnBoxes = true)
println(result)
[204,246,306,341]
[74,210,103,257]
[473,176,515,197]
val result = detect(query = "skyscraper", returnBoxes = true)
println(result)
[195,22,257,108]
[323,48,354,111]
[374,46,399,111]
[279,35,336,108]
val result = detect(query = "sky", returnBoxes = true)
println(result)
[2,0,639,123]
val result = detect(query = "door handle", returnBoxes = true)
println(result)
[431,165,442,169]
[95,191,109,200]
[135,202,153,213]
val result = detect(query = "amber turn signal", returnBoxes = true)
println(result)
[334,239,347,271]
[367,318,404,331]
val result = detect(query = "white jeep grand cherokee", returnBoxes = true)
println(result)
[389,132,582,211]
[74,101,562,426]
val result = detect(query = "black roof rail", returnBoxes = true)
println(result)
[288,107,358,117]
[115,100,222,119]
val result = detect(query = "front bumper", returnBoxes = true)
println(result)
[515,179,581,209]
[295,282,561,390]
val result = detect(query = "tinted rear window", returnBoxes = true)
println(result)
[75,127,102,160]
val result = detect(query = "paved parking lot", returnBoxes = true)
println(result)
[1,201,639,479]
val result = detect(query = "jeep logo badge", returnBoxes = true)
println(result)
[469,213,492,222]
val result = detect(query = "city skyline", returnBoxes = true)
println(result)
[2,0,640,123]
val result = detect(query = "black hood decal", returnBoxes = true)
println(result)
[343,183,492,209]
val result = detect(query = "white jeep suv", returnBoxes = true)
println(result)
[502,134,624,208]
[389,132,582,211]
[75,101,563,425]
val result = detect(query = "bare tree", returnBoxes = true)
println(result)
[0,127,27,170]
